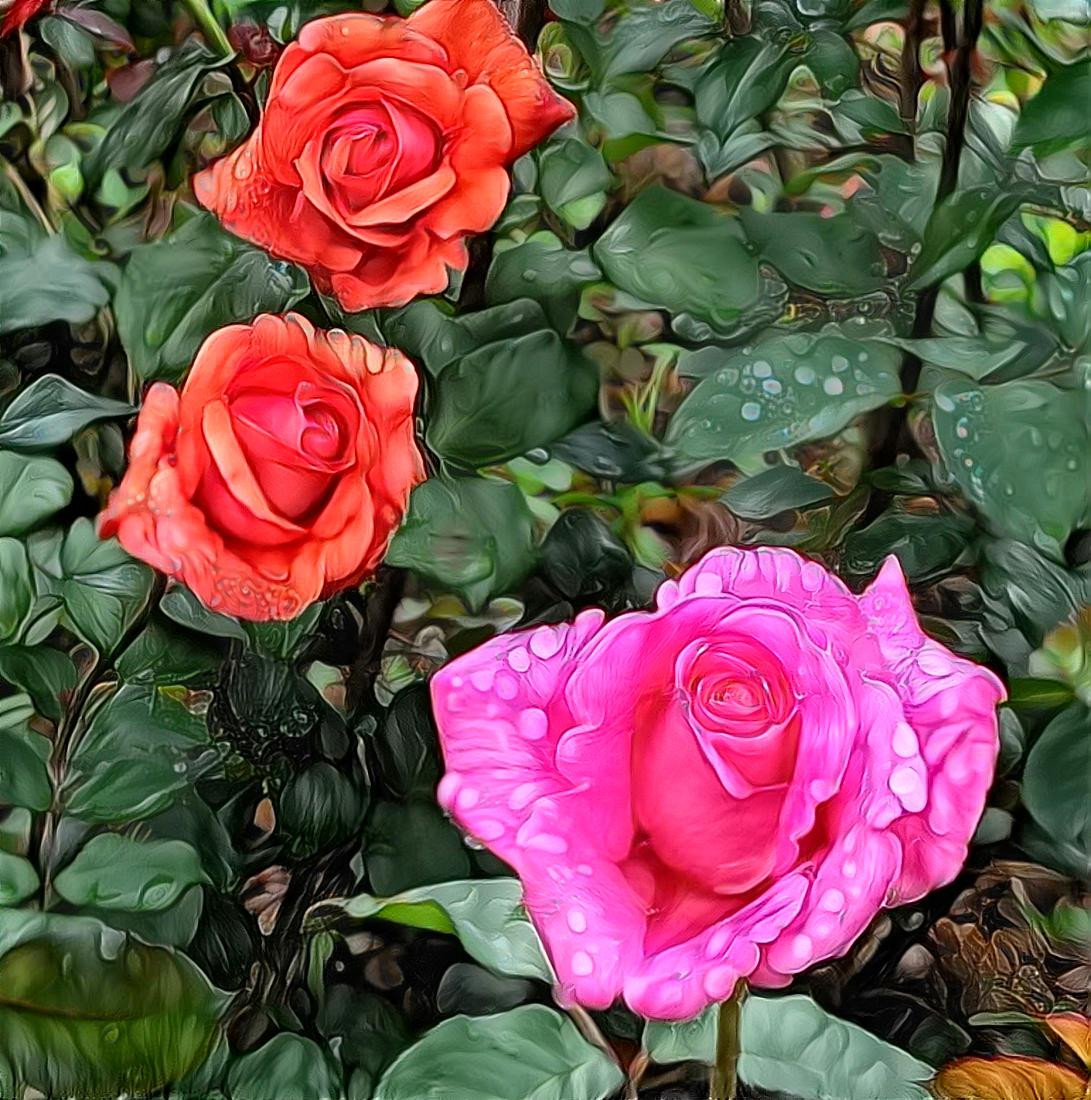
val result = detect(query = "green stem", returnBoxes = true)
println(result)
[709,981,747,1100]
[182,0,234,58]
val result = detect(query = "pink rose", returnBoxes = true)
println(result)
[431,547,1004,1020]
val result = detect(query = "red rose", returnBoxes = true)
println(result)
[99,314,424,621]
[193,0,575,310]
[1,0,48,35]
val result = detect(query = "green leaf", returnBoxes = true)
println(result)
[0,375,134,451]
[1012,59,1091,154]
[316,878,552,983]
[740,209,886,297]
[54,834,209,912]
[83,43,224,185]
[1031,608,1091,706]
[694,37,794,136]
[363,800,471,895]
[374,1006,624,1100]
[593,186,771,338]
[596,0,714,78]
[667,327,902,473]
[0,909,226,1098]
[538,139,612,229]
[116,213,309,384]
[278,763,367,858]
[486,234,601,332]
[644,996,931,1100]
[932,379,1090,559]
[842,511,974,582]
[428,330,598,467]
[0,694,51,812]
[65,681,212,823]
[908,186,1029,290]
[0,645,77,722]
[0,452,72,535]
[722,465,835,519]
[227,1033,344,1100]
[386,478,538,611]
[0,235,115,336]
[0,852,38,906]
[1022,703,1091,875]
[0,538,35,645]
[160,584,249,642]
[30,519,155,655]
[804,28,860,97]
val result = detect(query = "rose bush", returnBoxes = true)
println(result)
[99,312,423,620]
[432,547,1005,1020]
[193,0,574,310]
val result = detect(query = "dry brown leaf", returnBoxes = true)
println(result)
[932,1055,1088,1100]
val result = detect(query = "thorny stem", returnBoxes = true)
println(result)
[709,981,747,1100]
[182,0,234,59]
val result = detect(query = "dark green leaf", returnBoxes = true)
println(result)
[278,763,366,858]
[667,326,902,473]
[694,37,794,135]
[0,539,35,645]
[0,694,51,812]
[0,376,134,451]
[364,800,472,895]
[723,465,836,519]
[842,511,974,582]
[428,330,598,467]
[0,851,38,906]
[1012,59,1091,154]
[0,645,76,722]
[386,478,538,610]
[116,213,309,383]
[228,1033,344,1100]
[538,139,612,229]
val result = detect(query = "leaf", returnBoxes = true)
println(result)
[485,234,601,332]
[373,1006,625,1100]
[116,213,309,384]
[83,43,223,185]
[1021,703,1091,875]
[159,584,249,642]
[0,236,115,336]
[0,452,72,535]
[30,520,155,655]
[428,330,598,468]
[0,538,35,645]
[932,1055,1088,1100]
[0,852,38,906]
[740,209,886,297]
[386,478,538,611]
[694,36,795,135]
[227,1033,344,1100]
[316,878,552,983]
[54,834,209,912]
[842,511,974,582]
[0,645,77,722]
[593,187,775,338]
[65,681,213,823]
[667,326,901,473]
[931,379,1090,560]
[644,996,932,1099]
[1031,608,1091,706]
[538,139,612,229]
[909,185,1030,290]
[595,0,714,78]
[363,801,472,895]
[0,694,51,812]
[1012,59,1091,155]
[722,465,835,519]
[0,375,134,452]
[0,909,226,1098]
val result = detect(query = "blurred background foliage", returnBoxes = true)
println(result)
[0,0,1088,1096]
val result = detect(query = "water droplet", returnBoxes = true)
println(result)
[823,377,844,396]
[752,360,772,378]
[762,378,782,396]
[740,401,762,421]
[794,365,816,385]
[831,355,849,373]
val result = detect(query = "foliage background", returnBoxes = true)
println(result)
[0,0,1088,1096]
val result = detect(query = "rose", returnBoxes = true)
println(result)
[193,0,574,311]
[99,313,423,621]
[431,547,1004,1020]
[1,0,47,35]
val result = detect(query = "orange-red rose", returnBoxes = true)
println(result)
[99,314,424,621]
[193,0,575,310]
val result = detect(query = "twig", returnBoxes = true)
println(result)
[567,1005,623,1075]
[625,1049,650,1100]
[897,0,927,130]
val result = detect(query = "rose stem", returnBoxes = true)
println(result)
[181,0,233,58]
[709,980,748,1100]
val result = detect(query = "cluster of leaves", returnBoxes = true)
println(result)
[0,0,1089,1097]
